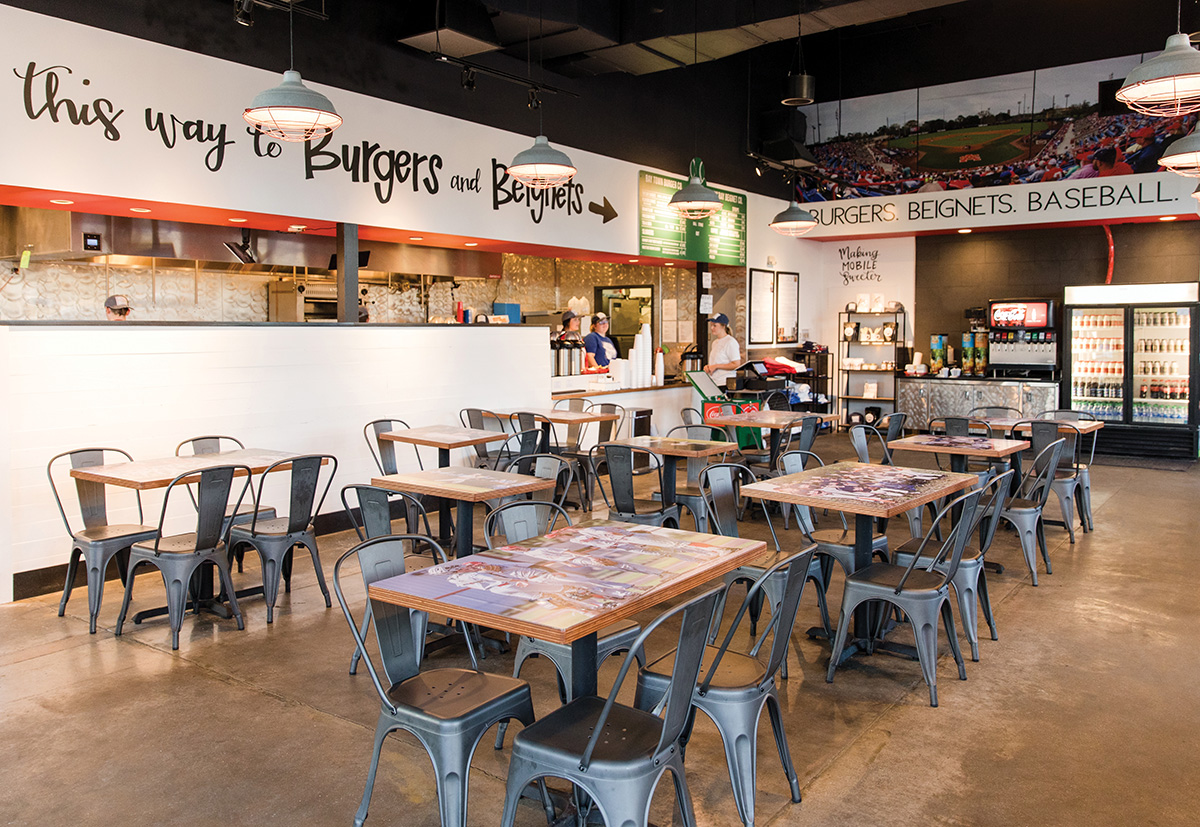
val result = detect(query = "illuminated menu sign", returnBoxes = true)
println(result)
[637,171,747,266]
[989,301,1053,329]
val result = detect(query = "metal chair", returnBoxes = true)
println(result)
[510,411,559,454]
[997,432,1066,586]
[588,444,681,528]
[553,397,593,455]
[634,546,817,827]
[485,501,645,750]
[699,462,831,676]
[363,418,426,474]
[458,408,507,468]
[659,424,734,531]
[227,454,337,622]
[680,406,703,426]
[927,417,1000,486]
[492,428,543,473]
[47,447,157,633]
[1037,409,1097,532]
[879,411,906,441]
[334,535,540,827]
[1020,417,1083,544]
[827,486,984,707]
[890,469,1014,661]
[565,403,625,506]
[501,452,578,509]
[849,423,930,539]
[114,465,250,650]
[341,485,432,676]
[499,587,724,827]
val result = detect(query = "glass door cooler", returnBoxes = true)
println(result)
[1063,283,1199,457]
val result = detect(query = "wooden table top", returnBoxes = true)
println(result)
[68,449,304,491]
[888,435,1030,458]
[705,410,838,429]
[380,425,509,450]
[484,408,621,424]
[368,518,767,645]
[607,436,734,458]
[372,467,555,503]
[979,417,1105,435]
[740,461,977,519]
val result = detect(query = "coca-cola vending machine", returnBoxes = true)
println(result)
[987,299,1059,379]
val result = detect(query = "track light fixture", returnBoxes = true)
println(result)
[235,0,255,27]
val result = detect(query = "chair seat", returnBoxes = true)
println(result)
[1003,498,1040,512]
[846,561,946,592]
[75,524,157,543]
[626,497,678,515]
[387,668,531,727]
[513,695,663,770]
[892,537,984,566]
[229,517,307,538]
[812,527,887,548]
[132,533,224,555]
[641,644,768,692]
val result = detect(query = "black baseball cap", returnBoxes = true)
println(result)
[561,309,578,323]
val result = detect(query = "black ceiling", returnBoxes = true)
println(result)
[6,0,1194,196]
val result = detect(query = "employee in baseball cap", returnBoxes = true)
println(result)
[557,309,583,342]
[705,313,740,386]
[104,295,132,321]
[584,312,619,368]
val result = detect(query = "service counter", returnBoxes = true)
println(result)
[552,382,696,442]
[895,375,1060,429]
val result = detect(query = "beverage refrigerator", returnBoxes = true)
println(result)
[1062,283,1199,457]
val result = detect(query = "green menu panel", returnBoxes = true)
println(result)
[638,171,747,266]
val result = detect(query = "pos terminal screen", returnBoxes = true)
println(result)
[686,370,725,399]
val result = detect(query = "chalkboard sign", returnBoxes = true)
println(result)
[637,171,747,266]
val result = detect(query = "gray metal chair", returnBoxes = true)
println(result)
[998,431,1066,585]
[176,435,277,529]
[827,485,984,707]
[1017,417,1083,544]
[553,396,592,454]
[1039,409,1097,531]
[363,418,426,474]
[492,428,544,473]
[485,500,644,750]
[879,411,906,442]
[227,454,337,622]
[660,423,734,531]
[927,417,1000,486]
[334,535,541,827]
[588,443,681,528]
[565,403,625,506]
[114,465,250,650]
[503,451,586,511]
[499,587,724,827]
[341,485,432,675]
[680,406,703,426]
[634,546,817,827]
[890,469,1014,661]
[48,447,157,634]
[458,408,507,468]
[1036,410,1094,537]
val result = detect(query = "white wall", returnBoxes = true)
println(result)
[0,324,550,603]
[816,236,917,351]
[744,193,826,349]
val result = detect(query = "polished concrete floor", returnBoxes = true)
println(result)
[3,436,1197,826]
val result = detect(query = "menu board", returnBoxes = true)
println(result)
[776,271,799,344]
[638,171,747,266]
[748,268,776,345]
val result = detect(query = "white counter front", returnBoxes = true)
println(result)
[0,323,551,602]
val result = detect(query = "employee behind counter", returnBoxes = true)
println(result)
[584,312,618,369]
[704,313,741,387]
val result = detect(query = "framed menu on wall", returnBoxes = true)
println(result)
[776,271,799,343]
[748,268,776,345]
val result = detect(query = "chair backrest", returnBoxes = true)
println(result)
[793,415,822,455]
[333,535,455,708]
[555,398,591,448]
[459,408,503,459]
[484,500,572,547]
[968,405,1021,419]
[1015,419,1077,475]
[971,469,1015,555]
[762,390,790,411]
[595,403,626,442]
[1019,437,1065,508]
[510,411,557,452]
[1039,409,1097,462]
[931,417,993,437]
[697,463,755,538]
[363,418,423,475]
[502,452,575,506]
[496,428,543,468]
[175,435,246,456]
[880,412,906,442]
[777,450,847,536]
[702,545,818,693]
[340,484,430,541]
[591,443,662,514]
[46,447,143,535]
[895,485,984,590]
[849,424,892,465]
[251,454,337,534]
[680,406,702,426]
[149,464,251,554]
[579,586,724,771]
[1030,414,1083,469]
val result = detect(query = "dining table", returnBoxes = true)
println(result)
[379,425,511,545]
[483,407,622,452]
[703,409,838,469]
[741,461,977,663]
[368,518,768,700]
[604,435,733,507]
[69,448,308,622]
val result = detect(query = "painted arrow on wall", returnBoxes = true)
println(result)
[588,197,618,223]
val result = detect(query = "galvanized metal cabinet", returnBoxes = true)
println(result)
[896,379,930,429]
[1020,382,1059,417]
[895,378,1059,425]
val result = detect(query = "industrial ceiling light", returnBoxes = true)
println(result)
[235,0,255,27]
[506,5,576,190]
[670,2,721,220]
[243,1,342,142]
[769,200,817,237]
[1158,127,1200,175]
[781,1,815,106]
[1115,2,1200,116]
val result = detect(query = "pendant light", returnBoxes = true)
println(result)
[781,1,815,107]
[1115,2,1200,116]
[1159,127,1200,175]
[244,2,342,143]
[770,175,817,236]
[507,5,576,189]
[670,3,721,220]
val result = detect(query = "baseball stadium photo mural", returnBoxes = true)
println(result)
[797,52,1195,201]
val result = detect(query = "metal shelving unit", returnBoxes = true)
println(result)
[838,310,907,428]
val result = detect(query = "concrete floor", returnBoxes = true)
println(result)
[3,435,1197,826]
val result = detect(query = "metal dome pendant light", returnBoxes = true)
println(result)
[670,3,721,220]
[1159,127,1200,175]
[507,5,576,190]
[781,1,815,107]
[244,2,342,142]
[770,176,817,237]
[1115,1,1200,116]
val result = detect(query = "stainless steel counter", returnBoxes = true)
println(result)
[896,376,1060,429]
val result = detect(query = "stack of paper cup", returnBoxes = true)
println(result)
[654,351,665,386]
